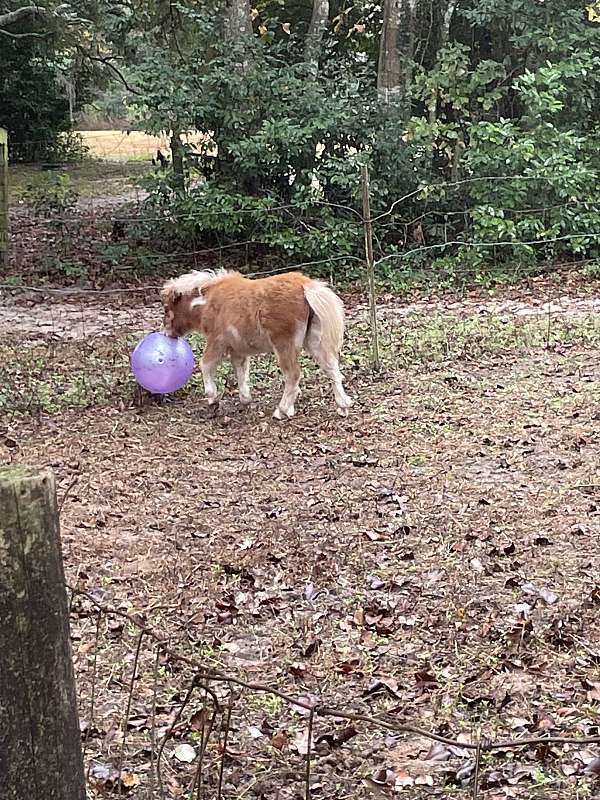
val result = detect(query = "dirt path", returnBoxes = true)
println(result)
[75,189,148,210]
[2,282,600,342]
[0,295,160,340]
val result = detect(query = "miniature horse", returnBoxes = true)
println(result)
[160,269,352,418]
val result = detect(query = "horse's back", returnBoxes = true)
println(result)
[205,271,311,352]
[254,273,312,344]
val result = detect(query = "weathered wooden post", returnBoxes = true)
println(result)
[0,466,86,800]
[360,163,380,371]
[0,127,8,269]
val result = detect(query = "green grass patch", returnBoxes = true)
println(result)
[9,160,150,204]
[355,313,600,368]
[2,311,600,419]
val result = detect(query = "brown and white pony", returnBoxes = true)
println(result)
[160,269,352,418]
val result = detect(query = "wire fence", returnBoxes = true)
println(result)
[7,162,600,278]
[4,154,600,405]
[6,158,600,302]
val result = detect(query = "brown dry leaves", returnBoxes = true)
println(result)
[4,280,600,799]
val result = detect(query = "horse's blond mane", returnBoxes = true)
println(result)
[161,269,229,303]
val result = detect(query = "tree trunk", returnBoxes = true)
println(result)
[222,0,254,190]
[225,0,253,42]
[0,466,86,800]
[427,2,458,142]
[304,0,329,76]
[170,131,185,192]
[377,0,417,120]
[223,0,253,77]
[440,0,458,47]
[451,139,465,181]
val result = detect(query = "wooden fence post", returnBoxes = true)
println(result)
[360,163,380,371]
[0,127,8,269]
[0,466,86,800]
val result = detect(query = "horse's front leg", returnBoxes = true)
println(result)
[201,341,223,406]
[231,354,252,404]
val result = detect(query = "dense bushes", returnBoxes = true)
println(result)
[0,38,73,162]
[6,0,600,284]
[125,2,600,280]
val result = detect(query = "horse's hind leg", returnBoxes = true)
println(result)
[272,342,301,420]
[305,325,352,416]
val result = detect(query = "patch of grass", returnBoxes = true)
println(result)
[374,252,561,294]
[2,311,600,419]
[9,160,150,204]
[351,313,600,368]
[250,693,285,716]
[0,337,135,416]
[78,129,209,161]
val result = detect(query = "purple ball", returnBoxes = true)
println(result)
[131,332,195,394]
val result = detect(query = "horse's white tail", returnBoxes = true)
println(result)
[304,280,345,355]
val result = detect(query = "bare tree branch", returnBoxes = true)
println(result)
[68,583,600,755]
[0,5,48,28]
[0,28,50,38]
[0,4,89,39]
[87,55,143,96]
[0,3,51,38]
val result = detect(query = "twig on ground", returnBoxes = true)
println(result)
[117,631,145,796]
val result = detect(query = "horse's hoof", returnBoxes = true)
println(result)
[336,406,349,417]
[273,406,294,420]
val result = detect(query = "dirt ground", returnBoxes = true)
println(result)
[2,277,600,799]
[3,268,600,341]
